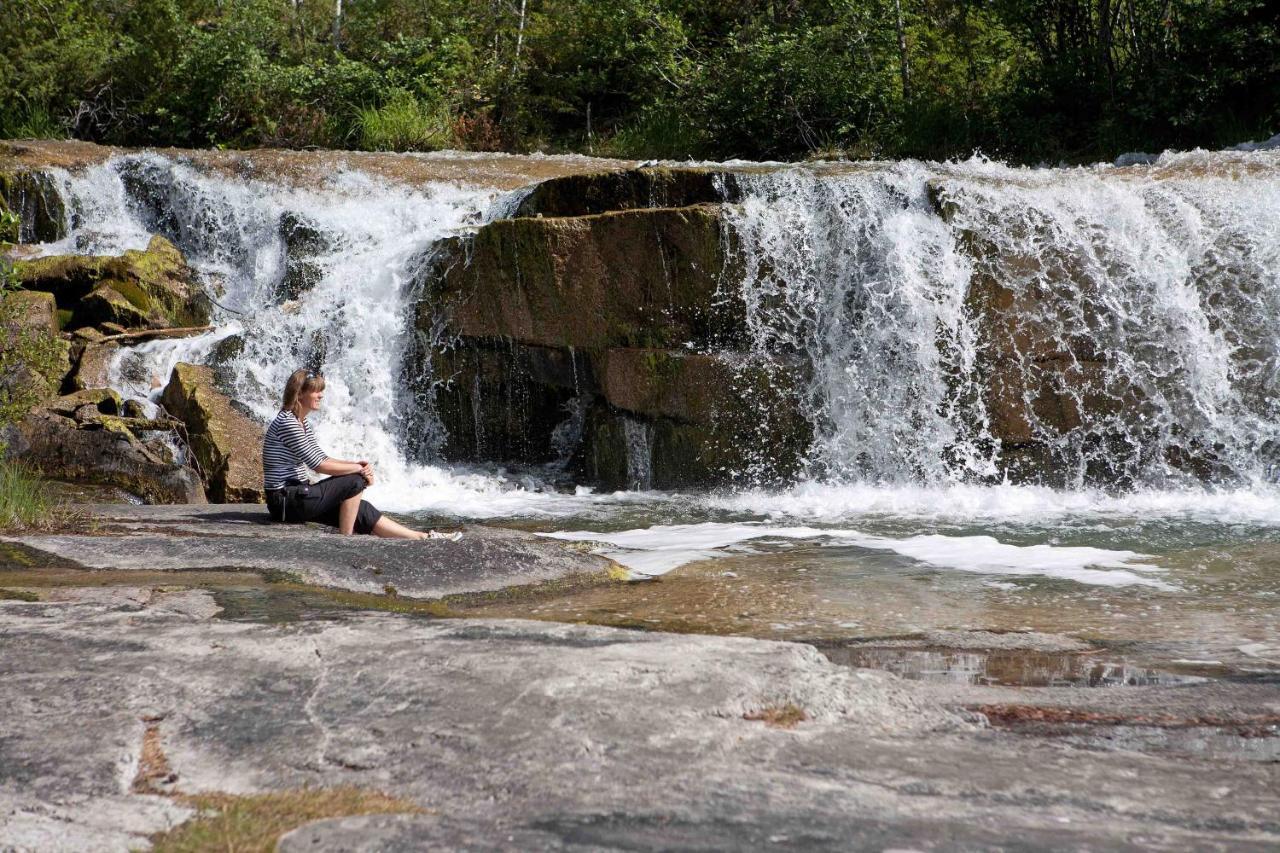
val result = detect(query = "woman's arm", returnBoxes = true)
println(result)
[315,457,375,483]
[314,458,363,476]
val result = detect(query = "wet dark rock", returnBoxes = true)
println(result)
[431,340,593,463]
[160,363,265,503]
[276,211,332,302]
[0,169,65,243]
[512,168,740,218]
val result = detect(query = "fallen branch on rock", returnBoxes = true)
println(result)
[96,325,213,344]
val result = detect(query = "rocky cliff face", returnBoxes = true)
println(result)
[415,169,808,489]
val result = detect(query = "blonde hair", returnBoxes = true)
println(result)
[282,369,325,420]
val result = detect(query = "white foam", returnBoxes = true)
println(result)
[709,481,1280,527]
[541,522,1171,588]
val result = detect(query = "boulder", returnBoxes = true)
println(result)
[414,202,806,488]
[512,168,740,218]
[576,351,809,489]
[14,235,209,331]
[422,205,741,351]
[66,339,120,392]
[160,363,264,503]
[2,409,205,504]
[0,289,71,409]
[47,387,122,417]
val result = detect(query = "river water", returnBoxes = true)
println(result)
[29,146,1280,679]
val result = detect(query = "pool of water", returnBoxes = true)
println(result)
[409,483,1280,677]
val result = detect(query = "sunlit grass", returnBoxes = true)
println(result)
[1,104,65,140]
[151,787,425,853]
[0,459,54,530]
[355,90,454,152]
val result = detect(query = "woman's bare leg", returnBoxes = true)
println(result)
[338,494,362,535]
[371,515,429,540]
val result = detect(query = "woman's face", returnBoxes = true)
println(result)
[299,387,324,413]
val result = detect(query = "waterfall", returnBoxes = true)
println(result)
[723,151,1280,489]
[26,146,1280,515]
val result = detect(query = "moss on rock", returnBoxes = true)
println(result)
[423,204,741,351]
[0,289,70,412]
[14,235,209,331]
[2,409,205,504]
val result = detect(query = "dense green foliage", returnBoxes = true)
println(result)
[1,0,1276,162]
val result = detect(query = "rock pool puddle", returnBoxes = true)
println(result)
[448,505,1280,681]
[816,642,1205,687]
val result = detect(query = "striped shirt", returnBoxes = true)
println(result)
[262,410,328,490]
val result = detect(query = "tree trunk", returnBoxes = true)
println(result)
[894,0,911,101]
[514,0,528,65]
[332,0,343,52]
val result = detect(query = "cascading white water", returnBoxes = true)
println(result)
[723,162,991,485]
[28,147,1280,524]
[723,151,1280,490]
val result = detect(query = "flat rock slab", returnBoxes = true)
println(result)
[4,503,616,600]
[1,595,1277,851]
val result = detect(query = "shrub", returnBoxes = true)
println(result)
[355,89,455,151]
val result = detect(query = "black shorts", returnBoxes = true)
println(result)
[266,474,383,535]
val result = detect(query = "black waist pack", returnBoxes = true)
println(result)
[279,482,311,522]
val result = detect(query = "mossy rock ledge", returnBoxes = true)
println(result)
[0,289,71,406]
[14,234,209,332]
[414,183,806,489]
[161,363,265,503]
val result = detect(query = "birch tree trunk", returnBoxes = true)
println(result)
[514,0,528,65]
[894,0,911,101]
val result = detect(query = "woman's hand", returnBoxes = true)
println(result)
[359,461,375,485]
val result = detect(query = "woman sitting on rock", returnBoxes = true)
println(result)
[262,369,430,539]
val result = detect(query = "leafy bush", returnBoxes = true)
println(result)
[0,0,1275,163]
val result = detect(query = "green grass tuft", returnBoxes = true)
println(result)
[0,459,54,531]
[1,104,66,140]
[355,90,454,152]
[597,110,705,160]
